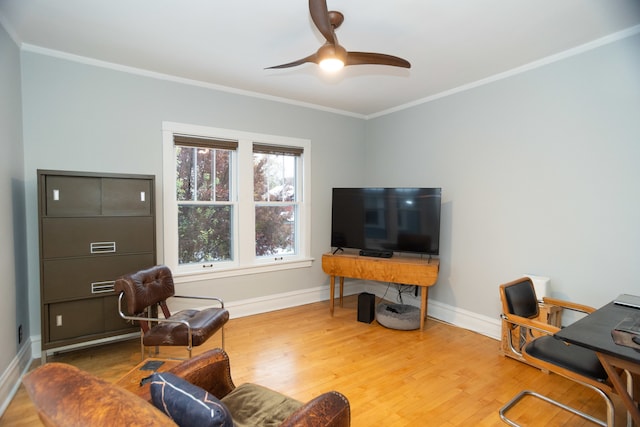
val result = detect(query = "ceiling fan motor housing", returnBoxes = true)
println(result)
[318,43,347,63]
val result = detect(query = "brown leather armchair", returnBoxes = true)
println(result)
[115,265,229,359]
[167,348,350,427]
[22,348,351,427]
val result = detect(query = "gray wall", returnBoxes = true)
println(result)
[2,19,639,377]
[0,24,28,371]
[365,33,640,319]
[20,52,367,338]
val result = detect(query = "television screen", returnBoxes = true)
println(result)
[331,188,442,256]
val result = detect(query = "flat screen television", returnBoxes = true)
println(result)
[331,187,442,256]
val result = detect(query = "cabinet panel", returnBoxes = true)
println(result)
[45,176,102,216]
[103,295,136,332]
[48,299,104,341]
[102,178,152,216]
[42,254,155,302]
[41,217,154,258]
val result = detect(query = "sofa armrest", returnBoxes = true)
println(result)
[22,363,176,427]
[168,348,236,399]
[280,391,351,427]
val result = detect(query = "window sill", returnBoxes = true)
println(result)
[172,257,314,284]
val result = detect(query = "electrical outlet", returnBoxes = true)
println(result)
[18,325,23,344]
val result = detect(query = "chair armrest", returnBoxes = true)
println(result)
[542,297,595,314]
[167,348,236,399]
[280,391,351,427]
[173,295,225,308]
[501,312,560,335]
[22,363,177,427]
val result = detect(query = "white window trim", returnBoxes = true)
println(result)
[162,121,312,282]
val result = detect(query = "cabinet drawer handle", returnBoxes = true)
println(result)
[91,281,115,294]
[90,241,116,253]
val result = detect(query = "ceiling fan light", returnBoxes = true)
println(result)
[317,43,347,72]
[319,57,344,71]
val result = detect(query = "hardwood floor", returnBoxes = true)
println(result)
[0,295,631,426]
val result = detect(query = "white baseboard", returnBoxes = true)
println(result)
[359,281,501,340]
[0,339,33,417]
[31,332,141,362]
[427,299,501,340]
[226,279,501,340]
[8,281,499,417]
[225,282,367,318]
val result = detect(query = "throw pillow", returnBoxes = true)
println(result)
[150,372,233,427]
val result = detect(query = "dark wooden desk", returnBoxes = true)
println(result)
[555,301,640,425]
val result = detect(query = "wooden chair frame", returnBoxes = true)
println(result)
[498,278,632,427]
[500,293,594,359]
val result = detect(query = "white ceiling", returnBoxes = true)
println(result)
[1,0,640,117]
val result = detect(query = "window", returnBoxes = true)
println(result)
[174,136,236,266]
[162,122,311,280]
[253,144,303,258]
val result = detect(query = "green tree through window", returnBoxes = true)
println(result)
[253,150,297,256]
[175,137,234,265]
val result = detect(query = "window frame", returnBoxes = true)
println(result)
[162,122,312,282]
[253,143,303,260]
[174,137,237,269]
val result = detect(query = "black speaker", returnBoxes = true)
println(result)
[357,292,376,323]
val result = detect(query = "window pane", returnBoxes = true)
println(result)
[176,146,231,202]
[178,205,232,263]
[253,153,296,202]
[255,205,296,256]
[176,146,194,201]
[196,148,212,201]
[214,150,230,201]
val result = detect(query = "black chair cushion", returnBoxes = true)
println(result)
[144,308,229,347]
[525,335,608,382]
[504,279,539,318]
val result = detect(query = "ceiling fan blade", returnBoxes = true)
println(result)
[265,53,318,69]
[268,3,410,71]
[309,0,336,44]
[345,52,411,68]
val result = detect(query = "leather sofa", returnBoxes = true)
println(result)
[22,348,350,427]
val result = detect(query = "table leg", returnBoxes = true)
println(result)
[420,286,428,330]
[329,275,335,315]
[339,277,344,308]
[596,353,640,426]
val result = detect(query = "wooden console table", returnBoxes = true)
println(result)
[321,253,439,330]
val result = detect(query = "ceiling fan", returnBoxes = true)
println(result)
[266,0,411,72]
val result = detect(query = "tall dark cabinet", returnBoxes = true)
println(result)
[38,170,156,361]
